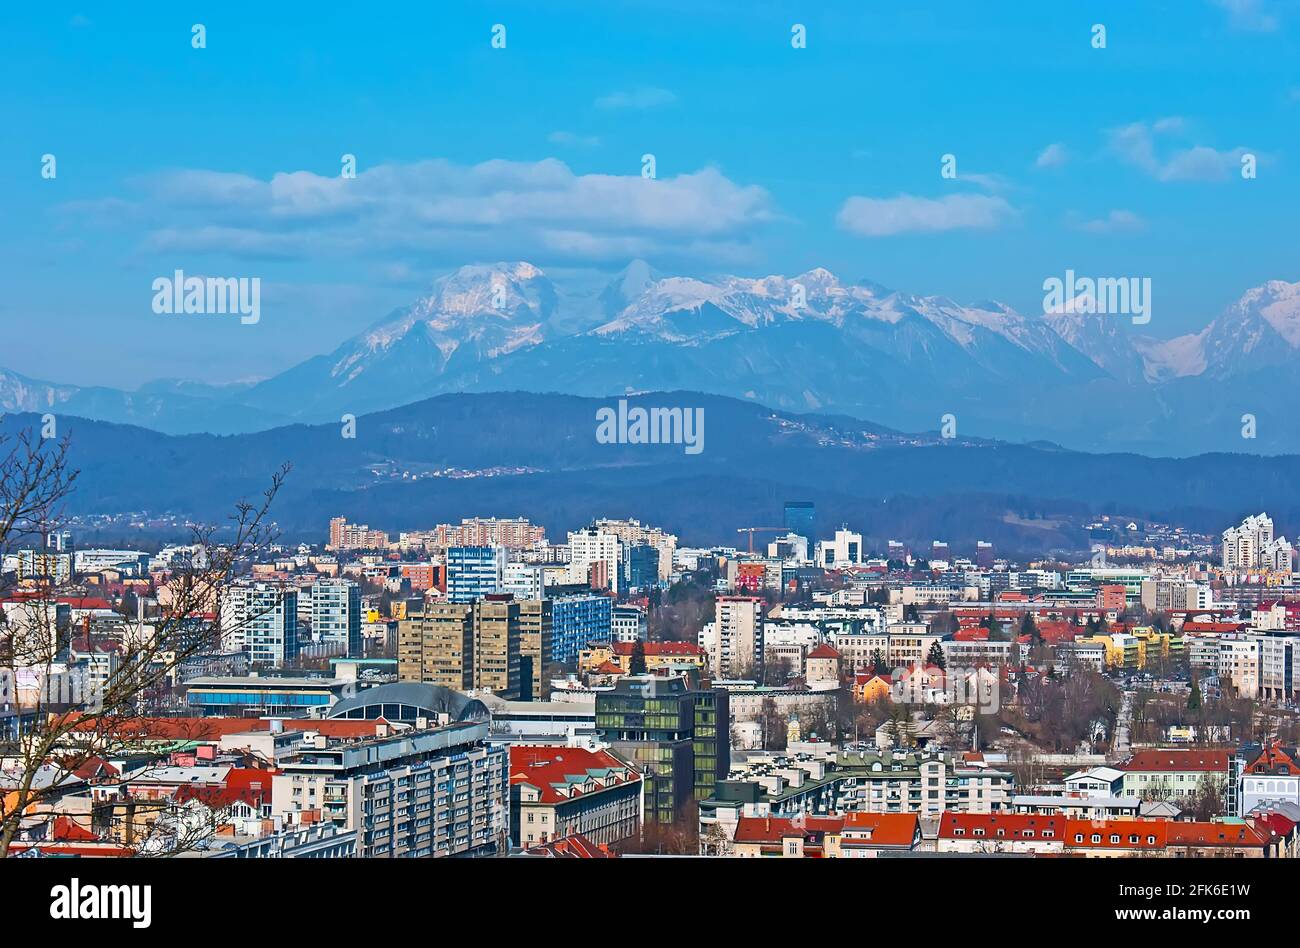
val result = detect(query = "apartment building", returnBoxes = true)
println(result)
[509,746,642,849]
[399,595,538,700]
[220,583,299,668]
[271,718,509,858]
[708,595,764,679]
[446,546,506,603]
[567,528,623,592]
[310,579,362,658]
[398,602,474,689]
[327,517,389,551]
[1116,748,1231,800]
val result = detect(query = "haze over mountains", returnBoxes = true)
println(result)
[5,262,1299,455]
[5,392,1299,553]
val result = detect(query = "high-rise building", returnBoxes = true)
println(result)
[1223,513,1291,571]
[551,592,614,665]
[596,675,730,824]
[593,518,677,581]
[516,598,553,701]
[501,561,545,600]
[327,517,389,551]
[446,546,506,603]
[221,583,299,668]
[434,517,546,549]
[398,602,474,688]
[311,579,362,657]
[624,543,660,591]
[710,596,764,679]
[783,501,815,542]
[274,693,509,858]
[400,595,547,700]
[567,528,623,592]
[473,595,522,697]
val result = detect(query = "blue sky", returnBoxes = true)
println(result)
[3,0,1299,386]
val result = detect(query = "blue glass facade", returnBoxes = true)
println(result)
[550,593,613,664]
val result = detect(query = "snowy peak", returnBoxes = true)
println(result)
[1197,279,1300,380]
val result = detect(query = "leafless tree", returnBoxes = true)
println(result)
[0,426,288,857]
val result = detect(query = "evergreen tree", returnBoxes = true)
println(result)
[629,639,648,675]
[1020,612,1040,642]
[1187,675,1202,712]
[926,640,946,670]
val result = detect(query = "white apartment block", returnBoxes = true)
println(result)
[221,583,299,668]
[1223,512,1292,572]
[566,528,623,593]
[711,596,764,678]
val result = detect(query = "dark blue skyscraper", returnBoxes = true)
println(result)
[784,501,815,541]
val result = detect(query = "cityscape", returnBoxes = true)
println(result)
[5,0,1299,931]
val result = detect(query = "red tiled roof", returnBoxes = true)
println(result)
[174,784,264,811]
[1064,819,1168,850]
[59,597,114,610]
[52,816,100,842]
[1119,749,1231,773]
[733,815,844,844]
[839,812,918,847]
[1165,822,1268,849]
[939,813,1064,840]
[1182,622,1244,633]
[509,746,638,805]
[806,643,841,660]
[1243,742,1300,776]
[1252,811,1298,840]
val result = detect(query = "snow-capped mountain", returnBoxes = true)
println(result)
[9,265,1300,454]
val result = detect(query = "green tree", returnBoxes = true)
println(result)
[1187,674,1202,712]
[926,640,946,670]
[629,639,647,675]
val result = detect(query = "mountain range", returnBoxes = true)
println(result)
[4,391,1299,554]
[5,262,1299,455]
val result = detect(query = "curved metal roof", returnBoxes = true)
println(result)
[326,682,489,724]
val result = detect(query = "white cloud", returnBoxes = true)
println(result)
[1075,209,1147,234]
[594,87,677,110]
[1035,143,1069,169]
[70,158,774,267]
[959,172,1011,193]
[1210,0,1278,31]
[837,193,1014,237]
[1107,120,1249,182]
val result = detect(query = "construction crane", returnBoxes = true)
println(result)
[736,526,787,555]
